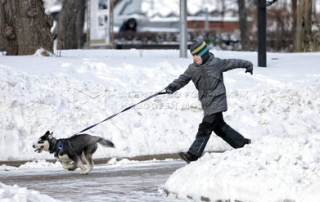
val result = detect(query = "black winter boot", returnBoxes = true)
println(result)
[179,152,198,164]
[244,138,251,145]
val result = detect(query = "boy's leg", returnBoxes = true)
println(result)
[213,113,249,148]
[187,113,219,158]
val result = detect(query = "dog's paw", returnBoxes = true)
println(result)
[81,171,89,175]
[68,166,77,171]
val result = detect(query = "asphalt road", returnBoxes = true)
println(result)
[0,160,186,202]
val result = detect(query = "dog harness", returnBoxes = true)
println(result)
[52,139,73,157]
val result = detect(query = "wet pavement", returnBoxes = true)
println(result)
[0,160,186,202]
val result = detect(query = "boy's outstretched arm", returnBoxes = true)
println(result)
[219,59,253,75]
[165,67,192,94]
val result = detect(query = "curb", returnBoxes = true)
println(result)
[0,153,181,167]
[0,151,225,167]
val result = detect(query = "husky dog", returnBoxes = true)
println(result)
[33,131,114,175]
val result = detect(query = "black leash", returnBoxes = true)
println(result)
[73,90,167,135]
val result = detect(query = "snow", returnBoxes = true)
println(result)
[165,136,320,202]
[0,182,63,202]
[0,158,176,202]
[46,4,62,14]
[140,0,238,18]
[0,49,320,202]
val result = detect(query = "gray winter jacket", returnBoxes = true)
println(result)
[167,53,253,116]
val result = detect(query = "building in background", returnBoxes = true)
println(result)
[43,0,320,51]
[113,0,241,33]
[112,0,247,50]
[44,0,245,49]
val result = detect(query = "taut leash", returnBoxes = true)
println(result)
[73,90,167,135]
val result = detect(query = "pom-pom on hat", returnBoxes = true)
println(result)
[190,39,209,63]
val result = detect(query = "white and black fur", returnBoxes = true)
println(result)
[33,131,114,175]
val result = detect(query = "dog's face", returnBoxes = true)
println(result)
[33,131,53,153]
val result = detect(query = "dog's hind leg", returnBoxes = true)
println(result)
[82,143,98,174]
[81,151,92,173]
[84,153,94,173]
[81,152,88,165]
[72,155,88,175]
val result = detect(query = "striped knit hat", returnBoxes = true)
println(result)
[190,39,210,63]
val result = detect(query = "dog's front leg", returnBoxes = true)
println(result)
[67,162,77,171]
[59,155,77,171]
[61,161,77,171]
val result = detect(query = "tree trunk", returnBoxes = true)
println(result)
[291,0,297,43]
[57,0,86,50]
[0,1,7,51]
[237,0,249,50]
[294,0,312,52]
[1,0,53,55]
[76,0,86,48]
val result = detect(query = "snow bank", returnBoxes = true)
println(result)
[0,182,62,202]
[0,50,208,160]
[19,160,61,169]
[0,51,319,160]
[0,165,18,172]
[165,136,320,202]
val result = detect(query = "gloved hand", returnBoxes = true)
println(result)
[245,68,253,75]
[245,63,253,75]
[165,86,175,94]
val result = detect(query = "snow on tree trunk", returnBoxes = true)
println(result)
[1,0,53,55]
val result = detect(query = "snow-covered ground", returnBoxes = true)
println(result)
[0,158,185,202]
[1,49,320,201]
[0,182,63,202]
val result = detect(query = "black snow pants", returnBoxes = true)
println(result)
[188,112,246,158]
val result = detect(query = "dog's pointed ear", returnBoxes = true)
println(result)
[45,131,50,135]
[48,131,53,139]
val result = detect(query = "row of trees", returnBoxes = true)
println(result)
[0,0,318,55]
[264,0,317,52]
[237,0,318,52]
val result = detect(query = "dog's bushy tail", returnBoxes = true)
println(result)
[98,138,115,148]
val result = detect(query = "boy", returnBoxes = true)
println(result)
[165,39,253,163]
